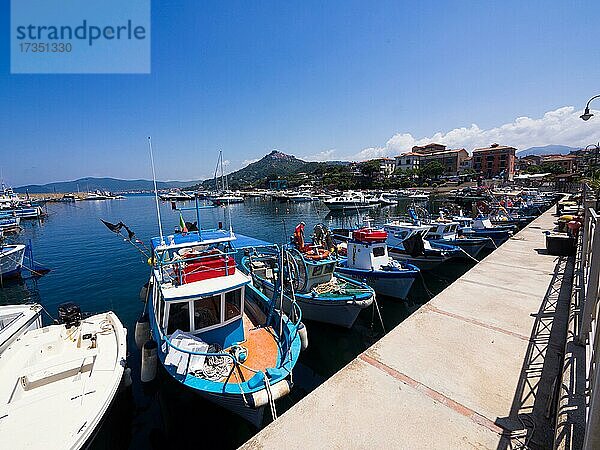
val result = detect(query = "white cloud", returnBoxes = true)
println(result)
[241,158,260,166]
[303,149,338,161]
[346,106,600,161]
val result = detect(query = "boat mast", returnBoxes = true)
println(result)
[147,137,165,246]
[220,150,225,193]
[213,152,221,193]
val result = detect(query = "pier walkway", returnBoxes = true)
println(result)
[243,207,574,449]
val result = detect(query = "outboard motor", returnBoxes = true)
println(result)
[57,302,82,328]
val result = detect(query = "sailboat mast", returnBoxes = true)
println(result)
[220,150,225,193]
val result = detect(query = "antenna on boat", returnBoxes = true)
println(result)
[194,196,202,240]
[147,136,165,246]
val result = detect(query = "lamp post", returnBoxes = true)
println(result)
[581,94,600,121]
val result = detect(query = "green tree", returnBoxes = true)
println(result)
[419,161,445,179]
[523,164,544,174]
[358,159,382,178]
[539,162,565,175]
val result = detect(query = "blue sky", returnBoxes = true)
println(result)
[2,0,600,185]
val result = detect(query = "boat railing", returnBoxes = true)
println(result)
[576,184,600,448]
[155,249,238,285]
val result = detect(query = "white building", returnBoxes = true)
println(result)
[379,158,396,178]
[394,152,420,172]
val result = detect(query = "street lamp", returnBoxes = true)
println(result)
[581,94,600,121]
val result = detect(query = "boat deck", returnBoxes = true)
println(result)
[230,315,278,383]
[310,276,371,299]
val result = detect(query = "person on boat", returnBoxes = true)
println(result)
[294,222,306,249]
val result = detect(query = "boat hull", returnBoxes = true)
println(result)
[388,249,448,271]
[463,230,510,249]
[335,267,417,300]
[257,280,370,328]
[429,238,488,259]
[0,244,25,278]
[324,202,377,211]
[180,377,292,426]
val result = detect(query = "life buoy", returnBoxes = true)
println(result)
[303,248,330,260]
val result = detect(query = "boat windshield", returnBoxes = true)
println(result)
[0,312,21,331]
[164,286,244,335]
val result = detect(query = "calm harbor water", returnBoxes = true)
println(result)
[0,195,477,449]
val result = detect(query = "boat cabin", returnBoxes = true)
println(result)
[250,250,337,293]
[151,230,250,348]
[426,222,460,240]
[383,222,430,245]
[453,216,474,229]
[154,281,246,348]
[473,216,494,230]
[347,229,389,270]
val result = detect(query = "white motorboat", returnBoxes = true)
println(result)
[0,243,25,278]
[323,192,379,211]
[83,191,109,201]
[0,305,127,450]
[408,192,428,200]
[160,190,195,201]
[377,194,397,205]
[287,191,315,202]
[0,303,42,354]
[210,193,245,205]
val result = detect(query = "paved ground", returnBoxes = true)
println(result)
[241,208,573,450]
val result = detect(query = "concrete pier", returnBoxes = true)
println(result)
[242,207,573,449]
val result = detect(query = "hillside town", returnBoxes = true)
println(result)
[373,142,592,182]
[296,142,597,191]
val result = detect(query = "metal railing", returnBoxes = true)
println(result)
[578,186,600,449]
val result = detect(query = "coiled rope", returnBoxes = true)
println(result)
[197,344,233,381]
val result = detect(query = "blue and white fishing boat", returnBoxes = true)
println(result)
[0,235,25,279]
[335,227,419,300]
[453,214,513,249]
[383,214,462,271]
[487,207,535,230]
[0,206,44,220]
[144,211,303,426]
[424,221,490,260]
[0,217,20,234]
[241,223,375,328]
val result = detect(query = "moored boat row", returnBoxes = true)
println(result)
[0,177,560,447]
